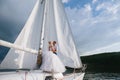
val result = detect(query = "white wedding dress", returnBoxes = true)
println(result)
[40,51,66,73]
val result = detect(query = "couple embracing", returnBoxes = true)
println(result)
[40,41,66,73]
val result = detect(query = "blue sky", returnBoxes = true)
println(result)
[0,0,120,56]
[63,0,120,56]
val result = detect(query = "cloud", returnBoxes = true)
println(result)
[65,0,120,56]
[0,0,37,41]
[82,42,120,56]
[62,0,70,3]
[96,2,120,14]
[92,0,98,4]
[84,4,92,11]
[0,0,36,23]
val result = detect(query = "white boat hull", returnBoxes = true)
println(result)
[0,70,85,80]
[64,73,85,80]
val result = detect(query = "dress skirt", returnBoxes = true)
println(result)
[40,51,66,73]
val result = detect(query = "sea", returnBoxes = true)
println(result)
[63,67,120,80]
[0,69,120,80]
[84,73,120,80]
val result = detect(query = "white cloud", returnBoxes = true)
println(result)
[65,0,120,56]
[96,3,105,11]
[84,4,92,11]
[82,42,120,56]
[92,0,98,4]
[115,29,120,36]
[62,0,70,3]
[96,2,120,15]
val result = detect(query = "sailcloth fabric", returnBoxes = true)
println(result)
[0,0,82,69]
[53,0,82,68]
[42,0,82,68]
[42,0,57,52]
[0,0,45,69]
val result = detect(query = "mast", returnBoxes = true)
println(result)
[38,0,46,50]
[36,0,46,67]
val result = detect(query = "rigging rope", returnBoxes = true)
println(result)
[25,71,28,80]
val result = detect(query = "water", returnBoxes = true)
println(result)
[84,73,120,80]
[81,53,120,80]
[1,68,120,80]
[64,68,120,80]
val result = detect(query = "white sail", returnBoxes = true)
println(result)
[54,0,82,68]
[0,0,82,69]
[42,0,58,51]
[0,0,45,69]
[42,0,82,68]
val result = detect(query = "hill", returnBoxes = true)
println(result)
[81,52,120,73]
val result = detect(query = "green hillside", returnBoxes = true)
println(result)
[81,52,120,73]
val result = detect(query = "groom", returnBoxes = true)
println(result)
[52,41,57,54]
[48,41,57,55]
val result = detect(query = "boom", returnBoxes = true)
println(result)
[0,40,38,54]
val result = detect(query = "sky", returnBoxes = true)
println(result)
[0,0,120,56]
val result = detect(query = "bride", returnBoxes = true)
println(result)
[40,41,66,73]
